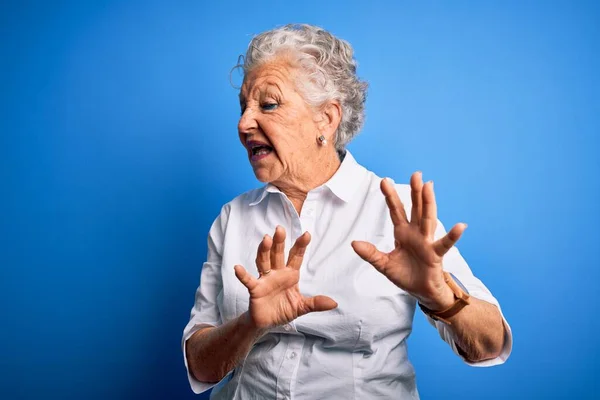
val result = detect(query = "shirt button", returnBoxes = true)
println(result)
[283,324,291,331]
[289,351,297,359]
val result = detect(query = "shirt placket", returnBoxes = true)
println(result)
[299,189,318,251]
[275,190,319,400]
[275,334,305,400]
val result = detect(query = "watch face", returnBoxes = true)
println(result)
[449,273,470,294]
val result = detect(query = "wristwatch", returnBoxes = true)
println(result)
[419,272,470,325]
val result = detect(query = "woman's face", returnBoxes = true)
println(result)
[238,58,324,185]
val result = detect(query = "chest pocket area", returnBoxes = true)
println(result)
[349,234,416,349]
[352,234,403,297]
[294,304,363,350]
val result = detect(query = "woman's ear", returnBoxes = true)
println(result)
[318,101,342,140]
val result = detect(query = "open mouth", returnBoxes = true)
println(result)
[247,141,273,161]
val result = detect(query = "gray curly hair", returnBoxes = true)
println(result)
[237,24,368,151]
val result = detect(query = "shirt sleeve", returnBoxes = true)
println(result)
[427,219,513,367]
[181,204,233,394]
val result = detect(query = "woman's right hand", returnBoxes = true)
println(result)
[234,226,338,330]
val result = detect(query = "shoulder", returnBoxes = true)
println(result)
[207,186,265,239]
[226,186,266,209]
[361,167,413,207]
[213,186,266,220]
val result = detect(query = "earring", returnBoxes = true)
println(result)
[318,135,327,146]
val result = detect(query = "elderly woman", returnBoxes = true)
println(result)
[182,24,512,399]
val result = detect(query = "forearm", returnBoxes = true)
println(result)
[186,312,266,383]
[443,297,505,362]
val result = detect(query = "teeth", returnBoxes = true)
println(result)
[256,148,269,156]
[251,145,272,156]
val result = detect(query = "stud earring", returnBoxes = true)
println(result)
[318,135,327,146]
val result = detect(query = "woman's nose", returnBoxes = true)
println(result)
[238,108,258,134]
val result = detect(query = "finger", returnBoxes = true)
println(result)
[270,225,286,269]
[255,234,272,275]
[432,223,467,256]
[351,240,390,273]
[421,181,437,239]
[234,264,258,291]
[287,231,311,270]
[302,295,338,313]
[410,171,423,226]
[380,178,409,226]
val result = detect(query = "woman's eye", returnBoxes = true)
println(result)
[261,103,278,111]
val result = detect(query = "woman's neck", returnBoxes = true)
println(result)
[273,149,342,215]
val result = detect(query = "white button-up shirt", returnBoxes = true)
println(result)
[182,151,512,399]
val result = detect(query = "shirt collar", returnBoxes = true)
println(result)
[249,183,281,206]
[323,150,366,203]
[249,150,367,206]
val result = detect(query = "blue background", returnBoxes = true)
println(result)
[2,1,599,399]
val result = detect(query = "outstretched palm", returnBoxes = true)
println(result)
[352,172,467,309]
[234,226,337,329]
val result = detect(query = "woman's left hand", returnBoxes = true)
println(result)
[351,172,467,311]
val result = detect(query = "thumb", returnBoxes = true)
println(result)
[303,295,338,313]
[234,264,258,291]
[351,240,388,271]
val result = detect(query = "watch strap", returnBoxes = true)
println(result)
[419,272,471,325]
